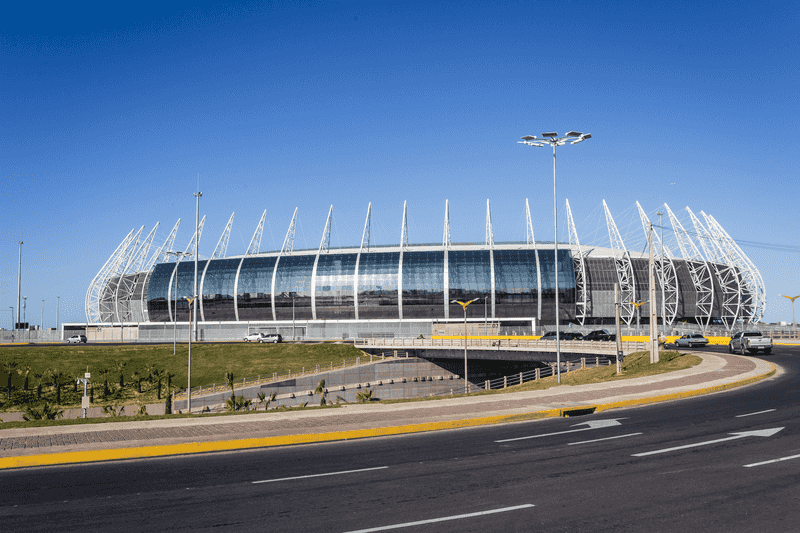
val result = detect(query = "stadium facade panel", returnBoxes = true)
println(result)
[87,201,766,336]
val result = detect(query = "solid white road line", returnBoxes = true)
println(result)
[744,454,800,468]
[735,409,776,418]
[633,428,784,457]
[568,433,643,446]
[252,466,388,484]
[342,504,536,532]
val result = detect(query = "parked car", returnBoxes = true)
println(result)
[674,334,709,348]
[729,331,772,355]
[259,333,282,343]
[584,329,616,342]
[540,331,583,341]
[66,335,87,344]
[243,332,264,342]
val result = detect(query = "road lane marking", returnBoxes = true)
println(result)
[633,428,784,457]
[568,433,643,446]
[252,466,388,484]
[496,419,623,443]
[342,504,535,532]
[736,409,776,418]
[744,454,800,468]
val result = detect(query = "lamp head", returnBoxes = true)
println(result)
[521,135,537,141]
[566,131,583,137]
[541,132,558,138]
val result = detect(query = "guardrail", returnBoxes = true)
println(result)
[354,337,647,356]
[173,351,404,401]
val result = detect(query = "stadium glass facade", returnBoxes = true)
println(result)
[143,245,577,324]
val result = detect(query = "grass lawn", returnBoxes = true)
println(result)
[0,342,367,413]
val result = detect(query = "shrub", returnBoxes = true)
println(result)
[23,403,64,421]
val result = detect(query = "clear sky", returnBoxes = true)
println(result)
[2,0,798,327]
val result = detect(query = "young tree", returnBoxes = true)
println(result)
[151,369,165,400]
[225,371,236,401]
[165,371,176,395]
[3,360,18,400]
[356,388,374,402]
[48,370,70,405]
[131,370,142,393]
[115,361,127,389]
[145,363,157,384]
[98,368,110,397]
[23,402,64,421]
[32,372,45,400]
[17,365,31,390]
[314,379,328,406]
[256,391,277,410]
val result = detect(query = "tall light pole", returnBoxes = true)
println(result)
[780,295,800,328]
[165,250,192,355]
[657,211,666,335]
[16,241,23,331]
[23,296,27,328]
[519,131,592,383]
[452,298,480,394]
[193,191,202,343]
[186,296,195,413]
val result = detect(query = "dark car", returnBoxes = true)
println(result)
[584,329,616,342]
[540,331,583,341]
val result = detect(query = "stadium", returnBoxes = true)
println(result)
[81,199,765,342]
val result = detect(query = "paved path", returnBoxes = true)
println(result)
[0,352,776,468]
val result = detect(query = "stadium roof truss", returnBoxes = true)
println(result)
[86,228,135,324]
[603,200,636,326]
[665,204,714,330]
[199,212,235,321]
[114,223,159,323]
[566,199,589,325]
[705,213,765,323]
[311,206,334,319]
[636,203,679,327]
[167,216,205,322]
[269,208,298,321]
[526,199,543,321]
[354,203,372,320]
[687,207,741,331]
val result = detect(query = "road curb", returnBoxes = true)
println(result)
[0,360,777,470]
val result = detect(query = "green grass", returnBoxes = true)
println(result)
[0,342,367,412]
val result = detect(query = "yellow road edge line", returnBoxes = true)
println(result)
[0,409,562,470]
[0,364,776,470]
[595,363,776,413]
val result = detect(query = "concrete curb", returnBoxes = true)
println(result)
[0,357,778,470]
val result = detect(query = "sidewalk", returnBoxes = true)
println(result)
[0,352,776,469]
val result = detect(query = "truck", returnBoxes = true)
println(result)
[729,331,773,355]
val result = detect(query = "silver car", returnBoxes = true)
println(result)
[674,334,709,348]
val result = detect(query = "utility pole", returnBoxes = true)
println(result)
[657,211,666,335]
[193,190,202,342]
[649,223,659,363]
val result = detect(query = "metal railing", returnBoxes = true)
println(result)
[355,337,647,356]
[173,351,404,401]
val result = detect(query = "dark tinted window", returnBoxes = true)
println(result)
[316,253,357,319]
[402,251,444,318]
[238,256,277,321]
[358,251,399,319]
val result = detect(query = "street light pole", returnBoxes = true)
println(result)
[452,298,480,394]
[165,251,192,355]
[780,295,800,328]
[657,211,666,335]
[16,241,23,331]
[194,191,202,343]
[519,131,592,384]
[186,296,195,413]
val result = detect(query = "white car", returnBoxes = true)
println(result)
[243,333,264,342]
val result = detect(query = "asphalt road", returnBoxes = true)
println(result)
[0,346,797,532]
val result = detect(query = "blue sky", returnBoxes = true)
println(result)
[2,0,798,326]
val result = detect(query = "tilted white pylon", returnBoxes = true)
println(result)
[636,203,679,327]
[211,212,235,259]
[566,199,589,325]
[86,228,135,323]
[115,223,160,322]
[354,203,372,320]
[245,210,266,256]
[443,199,450,249]
[400,201,408,251]
[100,226,144,322]
[280,208,298,255]
[270,208,298,321]
[705,213,766,323]
[443,199,451,319]
[664,204,714,330]
[182,215,206,257]
[526,199,542,320]
[137,219,180,322]
[603,200,636,325]
[312,205,334,319]
[688,207,740,331]
[399,201,408,319]
[318,205,333,254]
[485,199,494,247]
